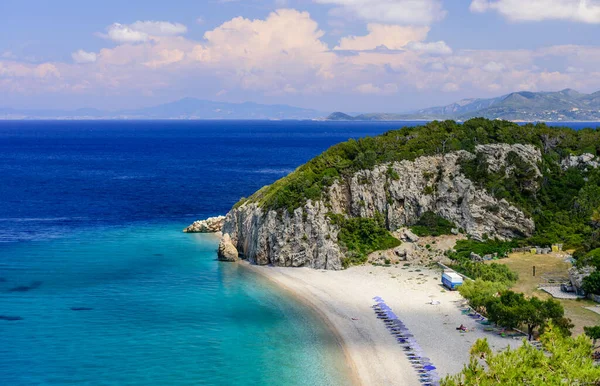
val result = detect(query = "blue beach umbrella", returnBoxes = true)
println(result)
[423,365,436,371]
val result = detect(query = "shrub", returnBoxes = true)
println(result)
[579,248,600,270]
[410,211,456,237]
[449,239,518,260]
[458,279,508,314]
[441,323,600,385]
[582,271,600,295]
[450,260,518,285]
[330,213,401,268]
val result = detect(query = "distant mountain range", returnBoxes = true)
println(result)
[0,98,324,120]
[4,89,600,121]
[327,89,600,122]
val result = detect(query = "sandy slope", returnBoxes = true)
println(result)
[246,263,523,386]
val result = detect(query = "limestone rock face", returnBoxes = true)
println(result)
[222,201,343,269]
[561,153,599,170]
[183,216,226,233]
[222,144,539,270]
[218,233,239,262]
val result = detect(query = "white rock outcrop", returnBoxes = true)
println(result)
[561,153,599,170]
[218,233,239,262]
[183,216,226,233]
[222,145,540,270]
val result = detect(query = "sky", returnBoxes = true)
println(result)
[2,0,600,113]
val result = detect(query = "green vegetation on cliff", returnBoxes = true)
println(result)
[410,211,456,237]
[240,118,600,259]
[448,239,518,260]
[328,213,401,268]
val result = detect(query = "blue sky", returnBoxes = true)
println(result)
[2,0,600,112]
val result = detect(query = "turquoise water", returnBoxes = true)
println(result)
[0,223,352,385]
[2,120,413,385]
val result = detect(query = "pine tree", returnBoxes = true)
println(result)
[442,324,600,385]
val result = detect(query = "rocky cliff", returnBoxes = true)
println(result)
[221,144,540,270]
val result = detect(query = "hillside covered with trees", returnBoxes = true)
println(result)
[242,118,600,260]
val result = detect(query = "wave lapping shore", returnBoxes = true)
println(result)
[247,263,523,386]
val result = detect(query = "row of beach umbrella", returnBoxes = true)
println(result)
[372,296,440,386]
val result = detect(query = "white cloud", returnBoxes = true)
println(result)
[1,51,16,59]
[355,83,398,94]
[130,21,187,36]
[5,8,600,104]
[445,56,475,68]
[143,49,185,68]
[470,0,600,23]
[101,21,188,43]
[189,9,336,91]
[482,61,506,72]
[315,0,446,25]
[0,61,60,79]
[104,23,149,43]
[71,50,97,64]
[405,41,452,55]
[335,24,429,50]
[429,62,447,72]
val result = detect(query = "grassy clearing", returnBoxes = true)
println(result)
[491,252,600,335]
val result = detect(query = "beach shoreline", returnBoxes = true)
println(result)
[242,262,525,386]
[241,261,363,386]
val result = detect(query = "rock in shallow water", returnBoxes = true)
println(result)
[218,234,239,262]
[183,216,226,233]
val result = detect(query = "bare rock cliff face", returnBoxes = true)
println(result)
[222,201,343,269]
[561,153,599,170]
[221,144,540,270]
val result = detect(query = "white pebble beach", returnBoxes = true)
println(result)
[245,262,524,386]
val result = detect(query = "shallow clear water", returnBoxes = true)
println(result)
[0,224,355,385]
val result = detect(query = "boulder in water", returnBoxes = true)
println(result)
[218,234,239,262]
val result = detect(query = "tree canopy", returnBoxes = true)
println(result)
[584,325,600,347]
[583,271,600,295]
[441,324,600,386]
[458,279,507,314]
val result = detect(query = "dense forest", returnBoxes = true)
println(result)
[241,118,600,260]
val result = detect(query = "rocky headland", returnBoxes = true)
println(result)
[220,144,540,270]
[186,120,600,273]
[183,216,226,233]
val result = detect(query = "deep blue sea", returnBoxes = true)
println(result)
[0,120,596,385]
[0,120,421,386]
